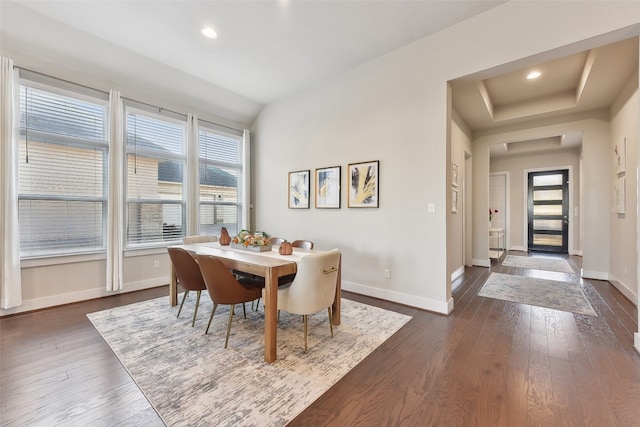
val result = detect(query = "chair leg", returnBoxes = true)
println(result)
[303,314,308,354]
[191,290,202,327]
[328,307,334,337]
[205,302,218,335]
[225,304,235,348]
[252,297,261,311]
[177,290,189,318]
[242,302,247,319]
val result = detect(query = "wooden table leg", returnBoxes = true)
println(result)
[332,253,341,325]
[169,264,178,306]
[263,267,278,363]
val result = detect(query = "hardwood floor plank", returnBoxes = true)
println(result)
[2,256,639,426]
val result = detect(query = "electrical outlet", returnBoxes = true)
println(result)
[153,260,160,268]
[384,269,391,279]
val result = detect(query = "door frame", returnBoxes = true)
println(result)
[523,165,574,254]
[490,171,510,254]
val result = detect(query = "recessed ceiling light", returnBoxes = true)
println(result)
[201,27,218,39]
[527,70,542,80]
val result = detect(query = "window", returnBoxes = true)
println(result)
[18,82,108,258]
[125,106,186,246]
[198,123,243,236]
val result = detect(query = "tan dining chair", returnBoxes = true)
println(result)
[197,254,264,348]
[182,235,218,244]
[268,236,285,245]
[264,249,340,353]
[291,239,314,250]
[167,247,208,327]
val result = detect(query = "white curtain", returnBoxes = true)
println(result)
[106,90,123,291]
[242,129,251,230]
[0,57,22,309]
[186,114,199,236]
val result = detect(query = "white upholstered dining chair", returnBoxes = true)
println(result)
[265,248,341,353]
[182,235,218,244]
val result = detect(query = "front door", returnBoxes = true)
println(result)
[527,169,568,253]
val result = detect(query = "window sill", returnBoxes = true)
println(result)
[21,252,106,268]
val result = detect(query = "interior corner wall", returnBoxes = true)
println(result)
[474,114,611,277]
[609,73,639,304]
[449,113,473,279]
[252,2,640,313]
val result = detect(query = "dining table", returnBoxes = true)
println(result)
[168,241,341,363]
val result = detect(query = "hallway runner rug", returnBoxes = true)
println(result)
[501,255,574,273]
[478,272,597,316]
[88,295,411,427]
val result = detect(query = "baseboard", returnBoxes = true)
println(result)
[606,274,638,306]
[472,258,491,268]
[450,266,465,282]
[581,269,609,281]
[0,277,168,317]
[635,333,640,355]
[510,246,527,252]
[342,280,450,315]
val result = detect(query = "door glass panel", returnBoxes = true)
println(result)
[533,234,562,246]
[533,174,562,186]
[534,219,562,231]
[533,189,562,201]
[533,204,562,216]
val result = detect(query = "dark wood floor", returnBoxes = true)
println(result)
[1,252,639,426]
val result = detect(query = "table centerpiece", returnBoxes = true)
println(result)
[230,230,272,252]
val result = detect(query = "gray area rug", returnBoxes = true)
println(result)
[478,272,597,316]
[88,295,411,426]
[501,255,574,273]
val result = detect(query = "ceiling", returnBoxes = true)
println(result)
[451,37,639,157]
[0,0,505,124]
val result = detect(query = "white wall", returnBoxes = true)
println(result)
[252,2,640,314]
[449,111,473,280]
[474,113,611,276]
[490,150,581,253]
[609,73,639,304]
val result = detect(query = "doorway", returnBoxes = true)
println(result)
[527,169,568,253]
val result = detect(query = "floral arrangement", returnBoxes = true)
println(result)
[489,208,499,221]
[232,230,271,247]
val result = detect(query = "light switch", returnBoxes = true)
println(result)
[428,203,435,213]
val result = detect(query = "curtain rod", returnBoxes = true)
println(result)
[14,65,109,95]
[14,65,244,134]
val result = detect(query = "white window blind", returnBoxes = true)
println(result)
[198,124,242,236]
[18,83,108,257]
[125,107,186,246]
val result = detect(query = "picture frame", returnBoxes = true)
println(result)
[315,166,341,208]
[451,187,458,213]
[348,160,379,208]
[614,137,626,175]
[288,170,310,209]
[451,162,459,187]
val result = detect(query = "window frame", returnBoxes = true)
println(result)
[17,77,109,260]
[197,121,244,237]
[123,103,188,249]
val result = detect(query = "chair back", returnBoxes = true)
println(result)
[291,239,314,250]
[197,254,260,305]
[269,237,285,245]
[182,235,218,244]
[279,249,340,315]
[167,247,207,292]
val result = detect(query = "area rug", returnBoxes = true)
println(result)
[478,272,597,316]
[87,295,411,427]
[501,255,574,273]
